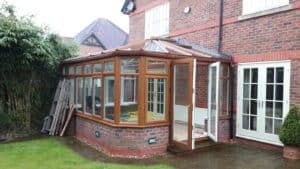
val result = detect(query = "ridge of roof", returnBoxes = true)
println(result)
[64,37,231,63]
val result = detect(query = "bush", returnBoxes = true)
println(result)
[279,106,300,146]
[0,112,10,133]
[0,2,77,134]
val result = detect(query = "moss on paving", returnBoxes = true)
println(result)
[0,138,173,169]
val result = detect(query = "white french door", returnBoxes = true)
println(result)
[237,61,290,145]
[208,62,220,142]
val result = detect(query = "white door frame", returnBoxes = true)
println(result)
[236,61,291,146]
[191,59,196,149]
[208,62,220,142]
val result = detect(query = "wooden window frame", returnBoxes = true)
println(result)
[62,56,170,128]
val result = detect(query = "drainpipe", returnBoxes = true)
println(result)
[217,0,224,53]
[218,0,234,139]
[229,64,235,139]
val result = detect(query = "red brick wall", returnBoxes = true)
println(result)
[290,59,300,108]
[195,64,209,108]
[129,12,145,42]
[129,0,300,147]
[74,116,169,158]
[129,0,300,56]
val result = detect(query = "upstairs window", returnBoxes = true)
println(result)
[243,0,289,15]
[145,2,169,39]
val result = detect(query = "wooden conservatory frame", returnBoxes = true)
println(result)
[61,38,232,150]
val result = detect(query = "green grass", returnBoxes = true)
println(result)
[0,138,173,169]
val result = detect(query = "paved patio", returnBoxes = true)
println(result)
[59,137,300,169]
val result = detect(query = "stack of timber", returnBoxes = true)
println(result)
[41,79,72,136]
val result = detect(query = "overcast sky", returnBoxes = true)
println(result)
[6,0,129,37]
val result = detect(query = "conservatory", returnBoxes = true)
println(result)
[61,38,231,157]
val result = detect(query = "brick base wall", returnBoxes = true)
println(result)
[74,116,169,158]
[233,137,283,152]
[218,117,231,142]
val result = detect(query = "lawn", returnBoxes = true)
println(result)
[0,138,173,169]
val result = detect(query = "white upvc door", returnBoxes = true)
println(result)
[237,61,290,146]
[208,62,220,142]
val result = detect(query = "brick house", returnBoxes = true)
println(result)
[63,18,129,56]
[62,0,300,157]
[124,0,300,147]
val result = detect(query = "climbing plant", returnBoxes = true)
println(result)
[0,2,77,134]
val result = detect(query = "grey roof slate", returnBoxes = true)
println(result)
[74,18,128,50]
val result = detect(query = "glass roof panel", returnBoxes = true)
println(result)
[144,42,166,53]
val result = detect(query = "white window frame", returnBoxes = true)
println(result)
[242,0,290,15]
[145,2,169,39]
[92,78,102,115]
[104,76,115,106]
[76,77,83,109]
[121,77,137,105]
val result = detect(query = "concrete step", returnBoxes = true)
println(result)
[167,139,219,156]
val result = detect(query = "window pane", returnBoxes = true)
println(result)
[266,101,273,117]
[145,2,169,38]
[121,58,139,73]
[76,77,83,112]
[121,76,138,124]
[251,84,257,99]
[244,69,250,83]
[243,100,249,114]
[93,78,102,116]
[251,68,258,83]
[242,115,249,130]
[274,119,282,135]
[93,63,102,73]
[275,85,283,101]
[104,76,115,120]
[275,102,283,118]
[266,85,274,100]
[104,61,114,72]
[250,116,257,131]
[243,84,249,98]
[84,65,91,74]
[243,0,289,15]
[62,66,68,75]
[265,118,273,134]
[76,66,82,74]
[250,100,257,115]
[123,77,136,102]
[147,78,166,122]
[69,79,74,107]
[84,77,92,113]
[69,66,74,75]
[267,68,274,83]
[175,64,189,105]
[276,67,284,83]
[147,60,167,74]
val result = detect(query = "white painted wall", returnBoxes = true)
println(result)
[173,105,207,125]
[195,107,208,126]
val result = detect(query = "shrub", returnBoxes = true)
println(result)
[0,112,11,133]
[279,106,300,146]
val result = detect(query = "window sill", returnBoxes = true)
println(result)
[75,112,169,128]
[238,5,293,21]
